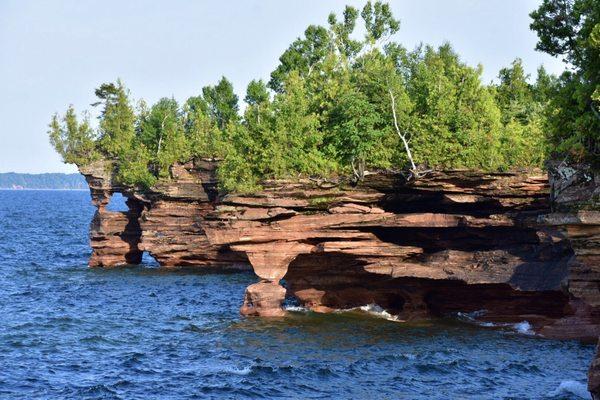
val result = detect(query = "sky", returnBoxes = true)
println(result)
[0,0,566,174]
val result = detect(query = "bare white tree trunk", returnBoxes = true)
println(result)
[351,157,362,181]
[388,88,417,173]
[157,115,168,156]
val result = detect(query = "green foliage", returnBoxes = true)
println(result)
[530,0,600,161]
[496,58,535,124]
[328,86,384,175]
[268,25,332,92]
[361,0,400,43]
[48,106,99,166]
[202,77,240,130]
[116,142,157,188]
[184,96,223,158]
[51,1,569,193]
[138,97,189,177]
[400,44,504,169]
[328,6,362,60]
[94,80,137,159]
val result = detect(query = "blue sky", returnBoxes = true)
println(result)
[0,0,565,173]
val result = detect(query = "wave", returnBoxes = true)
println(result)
[332,303,404,322]
[548,380,591,399]
[456,310,535,335]
[284,305,310,312]
[357,304,404,322]
[220,365,253,376]
[284,303,404,322]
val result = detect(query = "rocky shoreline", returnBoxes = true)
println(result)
[79,159,599,395]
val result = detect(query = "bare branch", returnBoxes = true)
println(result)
[389,88,417,174]
[157,115,168,156]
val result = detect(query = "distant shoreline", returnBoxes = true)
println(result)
[0,188,88,191]
[0,172,87,190]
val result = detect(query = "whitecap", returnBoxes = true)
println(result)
[400,352,417,360]
[220,365,253,376]
[548,380,591,399]
[284,305,309,312]
[333,303,404,322]
[512,321,535,335]
[455,310,536,336]
[358,304,403,322]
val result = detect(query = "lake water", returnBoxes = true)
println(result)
[0,190,594,399]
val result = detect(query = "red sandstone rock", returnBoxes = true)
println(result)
[240,282,287,317]
[232,241,314,281]
[79,162,599,342]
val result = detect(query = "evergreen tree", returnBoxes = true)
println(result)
[48,1,563,192]
[530,0,600,161]
[94,80,136,159]
[48,106,98,166]
[202,77,240,130]
[139,97,189,177]
[184,95,222,158]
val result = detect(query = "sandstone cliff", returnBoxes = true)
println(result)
[78,160,600,344]
[537,162,600,399]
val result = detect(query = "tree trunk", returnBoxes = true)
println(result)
[389,88,417,174]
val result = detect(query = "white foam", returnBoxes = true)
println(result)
[549,380,591,399]
[456,310,536,336]
[512,321,535,335]
[284,305,309,312]
[358,304,402,322]
[333,303,404,322]
[221,365,253,376]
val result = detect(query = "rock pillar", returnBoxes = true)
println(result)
[234,241,313,317]
[88,191,144,267]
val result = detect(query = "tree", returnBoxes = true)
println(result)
[48,106,98,166]
[361,1,400,45]
[202,77,240,130]
[327,6,362,61]
[532,65,558,103]
[138,97,189,177]
[400,44,504,170]
[269,25,332,92]
[48,1,558,193]
[345,50,412,174]
[329,87,382,179]
[184,95,222,158]
[117,143,156,188]
[496,58,535,124]
[530,0,600,161]
[271,72,329,176]
[94,80,137,159]
[244,79,270,125]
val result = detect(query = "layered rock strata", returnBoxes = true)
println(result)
[204,171,578,332]
[79,161,600,343]
[78,159,600,396]
[539,162,600,398]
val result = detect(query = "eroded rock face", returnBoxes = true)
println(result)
[79,160,144,267]
[79,162,600,341]
[203,170,580,327]
[240,282,287,317]
[541,162,600,397]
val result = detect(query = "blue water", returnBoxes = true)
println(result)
[0,190,594,400]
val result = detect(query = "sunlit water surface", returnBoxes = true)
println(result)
[0,190,594,399]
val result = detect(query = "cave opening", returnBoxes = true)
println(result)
[140,251,160,268]
[106,192,128,212]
